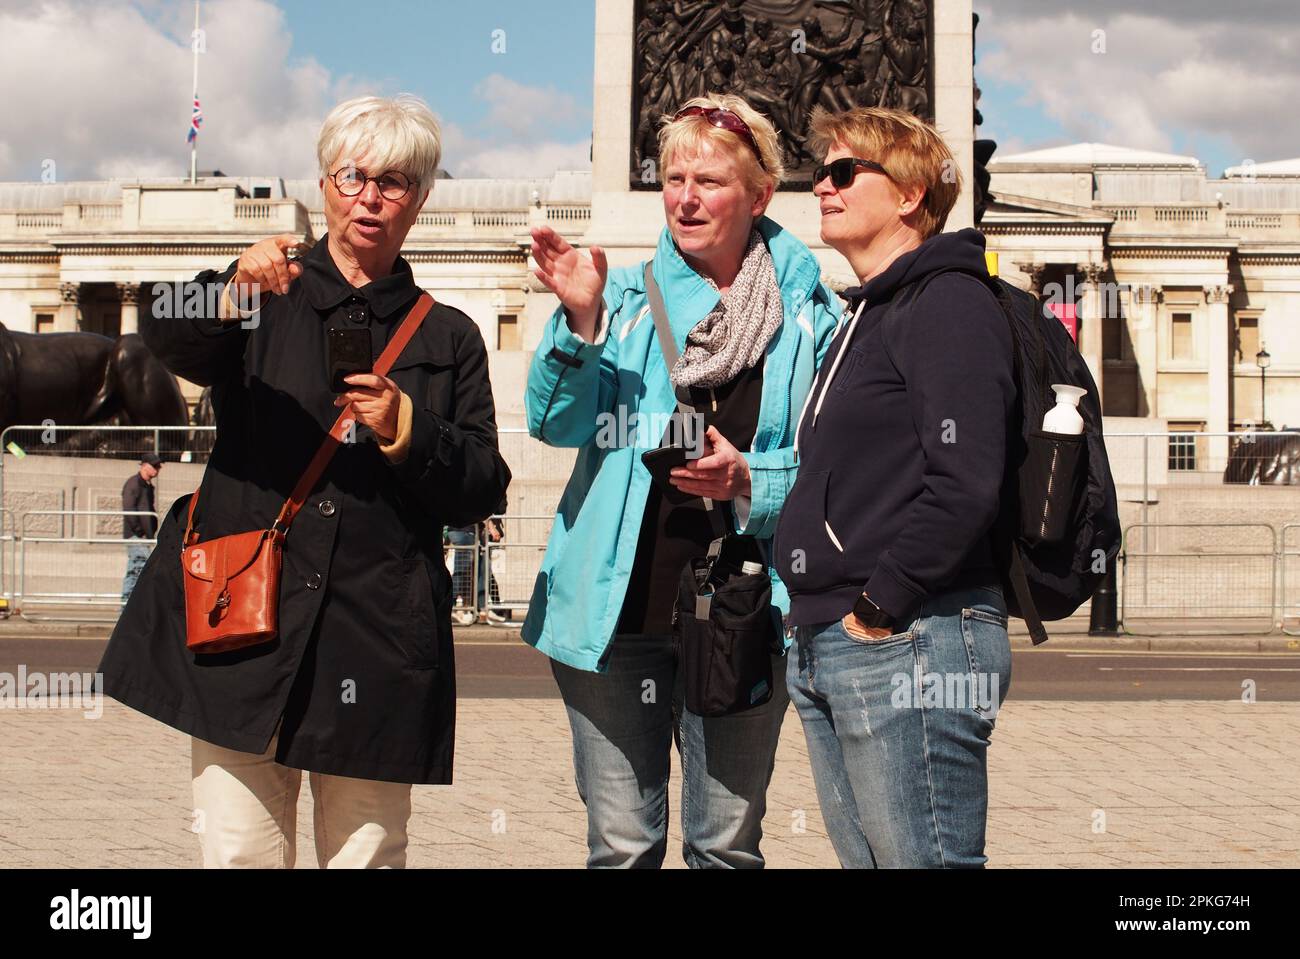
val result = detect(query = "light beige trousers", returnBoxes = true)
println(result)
[191,731,411,868]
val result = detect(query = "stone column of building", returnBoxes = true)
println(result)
[57,282,81,333]
[1015,261,1046,295]
[117,283,139,336]
[1205,283,1234,466]
[1076,262,1108,408]
[1131,283,1162,418]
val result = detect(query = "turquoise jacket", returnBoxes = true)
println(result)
[521,216,841,672]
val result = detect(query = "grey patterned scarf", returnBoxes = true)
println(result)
[670,230,784,389]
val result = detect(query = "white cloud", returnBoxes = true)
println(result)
[451,139,591,179]
[0,1,591,183]
[0,0,338,180]
[978,3,1300,166]
[473,73,586,140]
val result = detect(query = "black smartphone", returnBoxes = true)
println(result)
[641,445,695,504]
[328,328,372,392]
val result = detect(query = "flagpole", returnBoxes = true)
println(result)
[190,0,200,184]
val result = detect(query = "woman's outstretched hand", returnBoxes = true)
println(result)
[530,226,608,343]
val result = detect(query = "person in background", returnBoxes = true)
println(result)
[446,523,479,625]
[120,452,161,604]
[481,515,509,624]
[446,510,508,626]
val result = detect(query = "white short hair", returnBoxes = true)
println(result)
[316,94,442,196]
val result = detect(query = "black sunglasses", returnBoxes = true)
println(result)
[811,157,890,191]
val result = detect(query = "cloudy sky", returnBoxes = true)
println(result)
[0,0,1294,184]
[0,0,595,182]
[977,0,1299,173]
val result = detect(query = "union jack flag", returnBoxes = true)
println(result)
[187,96,203,143]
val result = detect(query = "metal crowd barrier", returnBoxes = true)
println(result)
[1282,524,1300,637]
[1120,523,1279,635]
[443,514,551,627]
[0,507,15,615]
[1104,430,1300,521]
[6,423,1300,634]
[17,509,159,624]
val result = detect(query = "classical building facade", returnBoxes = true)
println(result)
[2,141,1297,442]
[985,144,1300,441]
[0,173,590,426]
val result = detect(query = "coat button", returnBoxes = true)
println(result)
[306,573,322,590]
[318,500,336,517]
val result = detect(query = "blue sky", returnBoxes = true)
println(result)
[272,0,597,154]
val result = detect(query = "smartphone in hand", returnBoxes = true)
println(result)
[328,328,372,392]
[642,445,697,504]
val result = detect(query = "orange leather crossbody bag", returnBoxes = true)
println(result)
[181,293,434,654]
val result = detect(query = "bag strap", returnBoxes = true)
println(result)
[185,292,436,545]
[643,260,726,541]
[1008,539,1049,645]
[644,260,692,412]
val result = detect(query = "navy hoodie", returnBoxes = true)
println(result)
[773,228,1015,627]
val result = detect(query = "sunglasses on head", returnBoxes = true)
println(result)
[673,106,766,170]
[811,157,890,191]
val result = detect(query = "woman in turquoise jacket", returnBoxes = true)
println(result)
[522,94,840,868]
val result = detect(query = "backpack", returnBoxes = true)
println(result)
[893,269,1122,644]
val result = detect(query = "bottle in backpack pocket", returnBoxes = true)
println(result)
[1043,384,1086,435]
[1019,385,1089,546]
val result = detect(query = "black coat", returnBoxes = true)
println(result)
[98,237,511,784]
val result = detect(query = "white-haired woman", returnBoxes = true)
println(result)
[523,93,841,867]
[99,95,511,868]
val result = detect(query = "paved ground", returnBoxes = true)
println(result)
[1,695,1297,868]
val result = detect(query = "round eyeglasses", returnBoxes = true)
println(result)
[329,167,416,200]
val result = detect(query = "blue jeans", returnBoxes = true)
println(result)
[121,541,152,603]
[787,584,1012,868]
[550,633,789,869]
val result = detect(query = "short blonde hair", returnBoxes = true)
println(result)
[808,106,961,238]
[317,94,442,199]
[658,93,785,195]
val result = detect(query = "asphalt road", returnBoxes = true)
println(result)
[2,636,1298,700]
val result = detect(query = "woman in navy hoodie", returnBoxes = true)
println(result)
[773,106,1016,868]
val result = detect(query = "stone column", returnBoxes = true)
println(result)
[57,282,81,333]
[1204,284,1234,466]
[1131,284,1162,418]
[117,283,140,336]
[1015,261,1046,296]
[1076,262,1107,408]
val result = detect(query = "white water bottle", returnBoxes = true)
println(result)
[1043,384,1087,435]
[741,561,763,575]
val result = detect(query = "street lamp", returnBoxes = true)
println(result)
[1256,344,1271,427]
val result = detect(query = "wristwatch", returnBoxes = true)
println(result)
[851,591,896,632]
